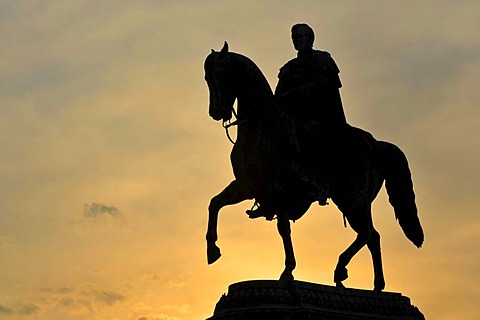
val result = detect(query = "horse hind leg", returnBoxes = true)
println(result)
[334,204,372,289]
[367,227,385,292]
[277,214,295,283]
[207,180,252,264]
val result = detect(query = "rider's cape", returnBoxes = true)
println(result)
[276,49,346,130]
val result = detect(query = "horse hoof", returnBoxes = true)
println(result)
[207,245,221,264]
[279,271,294,283]
[334,266,348,283]
[374,280,385,292]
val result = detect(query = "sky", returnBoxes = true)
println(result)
[0,1,479,319]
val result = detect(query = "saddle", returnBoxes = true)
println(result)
[246,124,378,221]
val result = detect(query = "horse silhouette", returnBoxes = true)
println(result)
[204,42,423,291]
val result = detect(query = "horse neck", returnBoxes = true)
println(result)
[233,56,273,125]
[237,90,270,124]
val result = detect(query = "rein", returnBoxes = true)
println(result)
[222,119,238,144]
[222,104,243,144]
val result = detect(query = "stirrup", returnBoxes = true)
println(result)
[246,202,275,221]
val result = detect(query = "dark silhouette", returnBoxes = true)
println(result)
[248,23,347,218]
[204,27,424,292]
[207,280,425,320]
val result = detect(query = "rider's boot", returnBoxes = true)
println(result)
[246,202,275,221]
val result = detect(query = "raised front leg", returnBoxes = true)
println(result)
[206,180,252,264]
[277,214,296,283]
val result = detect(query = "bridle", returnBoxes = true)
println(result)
[220,97,263,145]
[221,102,242,144]
[222,119,237,144]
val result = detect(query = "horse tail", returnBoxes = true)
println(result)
[380,141,424,248]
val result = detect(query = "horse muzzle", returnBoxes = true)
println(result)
[209,104,232,122]
[209,106,223,121]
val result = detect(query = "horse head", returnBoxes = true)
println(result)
[204,42,236,122]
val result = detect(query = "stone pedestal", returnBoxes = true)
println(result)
[207,280,424,320]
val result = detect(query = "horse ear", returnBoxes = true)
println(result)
[211,49,215,53]
[219,41,229,58]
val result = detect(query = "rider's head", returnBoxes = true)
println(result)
[291,23,314,52]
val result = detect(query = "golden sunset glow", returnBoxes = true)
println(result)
[1,1,479,319]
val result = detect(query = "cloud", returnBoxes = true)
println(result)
[18,283,191,320]
[18,303,41,316]
[0,304,14,315]
[92,290,125,306]
[0,303,41,317]
[58,297,75,307]
[137,314,181,320]
[59,287,75,294]
[83,203,123,219]
[0,284,131,319]
[56,295,94,315]
[160,304,190,315]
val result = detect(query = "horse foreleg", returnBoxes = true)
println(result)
[206,180,252,264]
[334,205,372,289]
[367,228,385,292]
[277,215,296,282]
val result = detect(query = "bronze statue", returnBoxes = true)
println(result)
[248,23,348,219]
[204,26,424,292]
[276,23,346,131]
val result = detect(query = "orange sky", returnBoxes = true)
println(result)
[0,1,479,319]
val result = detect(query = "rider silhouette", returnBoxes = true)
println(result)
[247,23,348,220]
[276,23,346,129]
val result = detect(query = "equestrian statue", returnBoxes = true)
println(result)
[204,24,424,292]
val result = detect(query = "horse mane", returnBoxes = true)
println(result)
[229,52,273,99]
